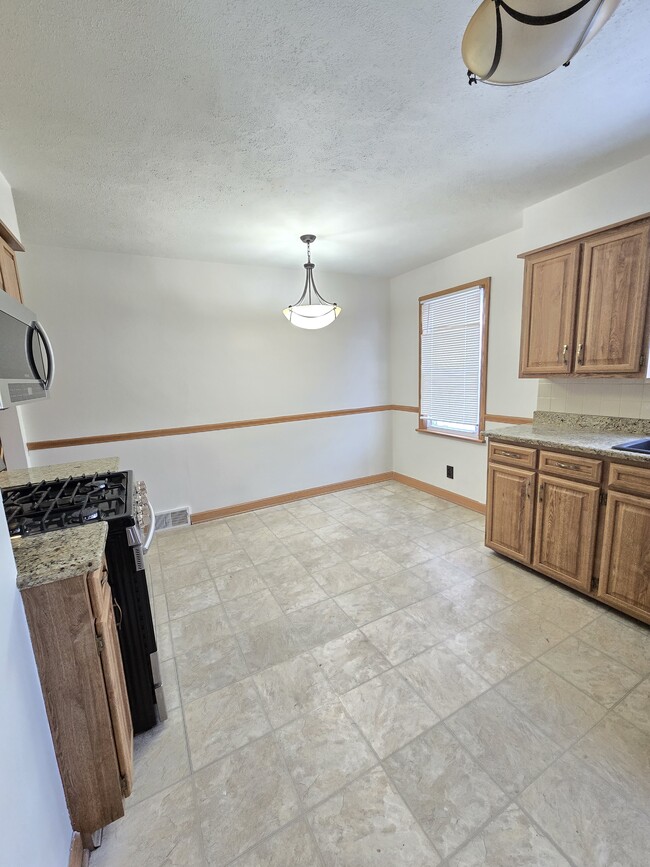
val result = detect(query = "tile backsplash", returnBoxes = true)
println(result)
[537,379,650,420]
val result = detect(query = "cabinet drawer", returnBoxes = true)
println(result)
[488,441,537,469]
[608,462,650,497]
[87,562,110,619]
[538,450,602,483]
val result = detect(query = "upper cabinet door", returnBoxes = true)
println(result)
[575,222,650,374]
[0,240,23,303]
[519,244,580,376]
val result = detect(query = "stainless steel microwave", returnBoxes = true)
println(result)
[0,290,55,409]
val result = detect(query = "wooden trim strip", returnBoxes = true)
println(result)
[26,405,533,451]
[27,405,396,451]
[191,473,393,522]
[485,414,533,425]
[392,471,486,514]
[191,471,485,523]
[68,832,84,867]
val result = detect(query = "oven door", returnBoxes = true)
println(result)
[0,292,55,408]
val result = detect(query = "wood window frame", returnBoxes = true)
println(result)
[417,277,491,443]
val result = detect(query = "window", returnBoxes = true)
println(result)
[418,279,490,441]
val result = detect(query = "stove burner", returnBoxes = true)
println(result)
[2,471,130,537]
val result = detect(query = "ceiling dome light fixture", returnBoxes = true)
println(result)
[462,0,621,86]
[283,235,341,330]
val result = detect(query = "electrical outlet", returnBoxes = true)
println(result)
[446,465,454,479]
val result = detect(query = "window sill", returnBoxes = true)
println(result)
[416,427,485,444]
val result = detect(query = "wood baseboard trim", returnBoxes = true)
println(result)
[485,414,533,425]
[391,472,486,514]
[191,473,394,523]
[191,471,485,523]
[68,832,84,867]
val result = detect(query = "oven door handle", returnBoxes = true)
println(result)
[142,491,156,554]
[32,320,56,391]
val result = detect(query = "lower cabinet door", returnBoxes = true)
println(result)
[486,464,535,564]
[598,491,650,624]
[533,475,599,592]
[96,593,134,796]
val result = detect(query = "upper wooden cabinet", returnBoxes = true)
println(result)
[519,244,580,376]
[0,239,23,302]
[519,216,650,377]
[0,218,24,303]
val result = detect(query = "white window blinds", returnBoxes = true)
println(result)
[420,284,485,437]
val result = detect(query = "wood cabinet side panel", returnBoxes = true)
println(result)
[20,575,124,832]
[95,599,134,796]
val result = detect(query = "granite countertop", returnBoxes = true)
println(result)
[0,456,120,489]
[2,456,118,589]
[13,522,109,590]
[487,412,650,464]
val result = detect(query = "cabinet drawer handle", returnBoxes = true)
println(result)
[526,479,532,499]
[562,344,568,365]
[576,343,584,365]
[538,483,544,502]
[496,450,521,459]
[552,461,583,472]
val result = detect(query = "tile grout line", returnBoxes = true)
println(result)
[144,481,649,866]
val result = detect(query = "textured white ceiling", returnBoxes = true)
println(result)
[0,1,649,276]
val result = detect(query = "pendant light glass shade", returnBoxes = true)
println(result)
[462,0,620,86]
[283,235,341,330]
[282,303,342,329]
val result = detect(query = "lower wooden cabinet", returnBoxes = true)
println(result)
[485,464,535,564]
[533,475,599,592]
[599,491,650,622]
[20,562,132,839]
[486,439,650,625]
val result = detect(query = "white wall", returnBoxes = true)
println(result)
[390,153,650,505]
[19,247,391,513]
[390,228,537,503]
[0,172,71,866]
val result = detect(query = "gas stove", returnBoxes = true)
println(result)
[2,469,165,732]
[3,471,131,537]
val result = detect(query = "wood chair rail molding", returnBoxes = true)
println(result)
[26,405,532,451]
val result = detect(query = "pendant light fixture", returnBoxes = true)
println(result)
[462,0,620,86]
[283,235,341,330]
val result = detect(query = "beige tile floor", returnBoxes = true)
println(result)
[90,481,650,867]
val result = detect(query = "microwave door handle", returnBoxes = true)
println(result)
[32,321,55,390]
[142,492,156,554]
[25,322,40,382]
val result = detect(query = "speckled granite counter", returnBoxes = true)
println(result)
[0,457,119,489]
[1,457,117,588]
[487,412,650,465]
[13,522,108,590]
